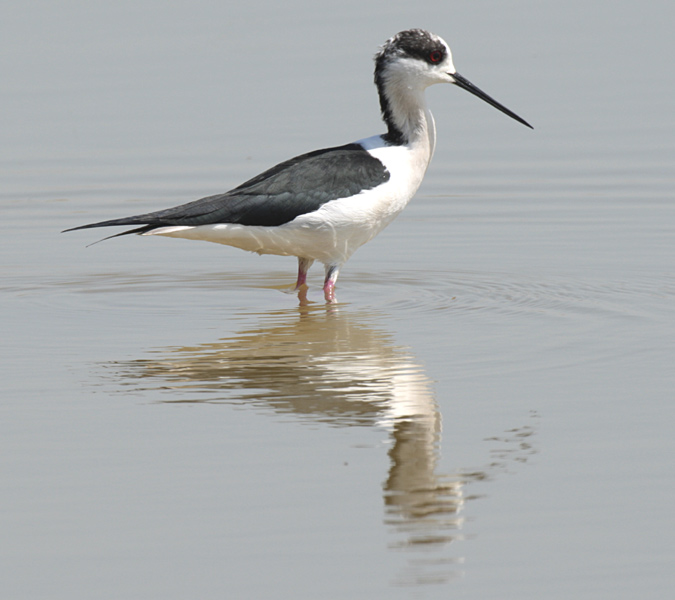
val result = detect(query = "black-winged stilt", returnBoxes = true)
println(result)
[65,29,532,302]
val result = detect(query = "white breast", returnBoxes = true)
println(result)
[147,129,435,266]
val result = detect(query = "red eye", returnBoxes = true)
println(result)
[429,50,443,63]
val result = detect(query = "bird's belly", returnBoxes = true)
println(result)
[147,185,410,264]
[146,218,385,265]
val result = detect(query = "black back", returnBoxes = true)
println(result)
[65,143,390,234]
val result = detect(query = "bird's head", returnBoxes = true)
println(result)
[375,29,532,129]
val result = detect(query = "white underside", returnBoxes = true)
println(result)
[144,131,434,267]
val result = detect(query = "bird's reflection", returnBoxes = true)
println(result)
[111,302,536,586]
[117,303,435,428]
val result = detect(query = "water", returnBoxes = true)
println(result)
[2,1,674,598]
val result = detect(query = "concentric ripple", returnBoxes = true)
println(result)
[348,268,675,320]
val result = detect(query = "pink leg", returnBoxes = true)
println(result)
[295,257,314,289]
[323,264,340,303]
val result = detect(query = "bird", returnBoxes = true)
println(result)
[65,29,532,302]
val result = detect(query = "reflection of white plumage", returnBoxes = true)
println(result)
[66,29,531,301]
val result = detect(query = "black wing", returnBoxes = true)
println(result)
[64,143,390,236]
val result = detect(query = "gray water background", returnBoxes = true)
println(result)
[2,1,674,598]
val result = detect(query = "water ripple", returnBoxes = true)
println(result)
[351,269,675,320]
[5,266,673,323]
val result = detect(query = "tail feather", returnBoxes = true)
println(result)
[62,216,157,233]
[82,225,157,247]
[62,214,159,246]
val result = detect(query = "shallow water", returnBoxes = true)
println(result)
[2,1,675,598]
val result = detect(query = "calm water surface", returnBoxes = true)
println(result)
[2,1,674,598]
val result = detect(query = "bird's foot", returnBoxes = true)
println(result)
[322,264,340,303]
[323,280,337,303]
[297,285,310,306]
[295,257,314,289]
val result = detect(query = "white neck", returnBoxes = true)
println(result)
[378,74,437,169]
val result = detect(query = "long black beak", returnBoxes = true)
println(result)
[452,72,533,129]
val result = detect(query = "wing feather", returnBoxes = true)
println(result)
[64,143,389,235]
